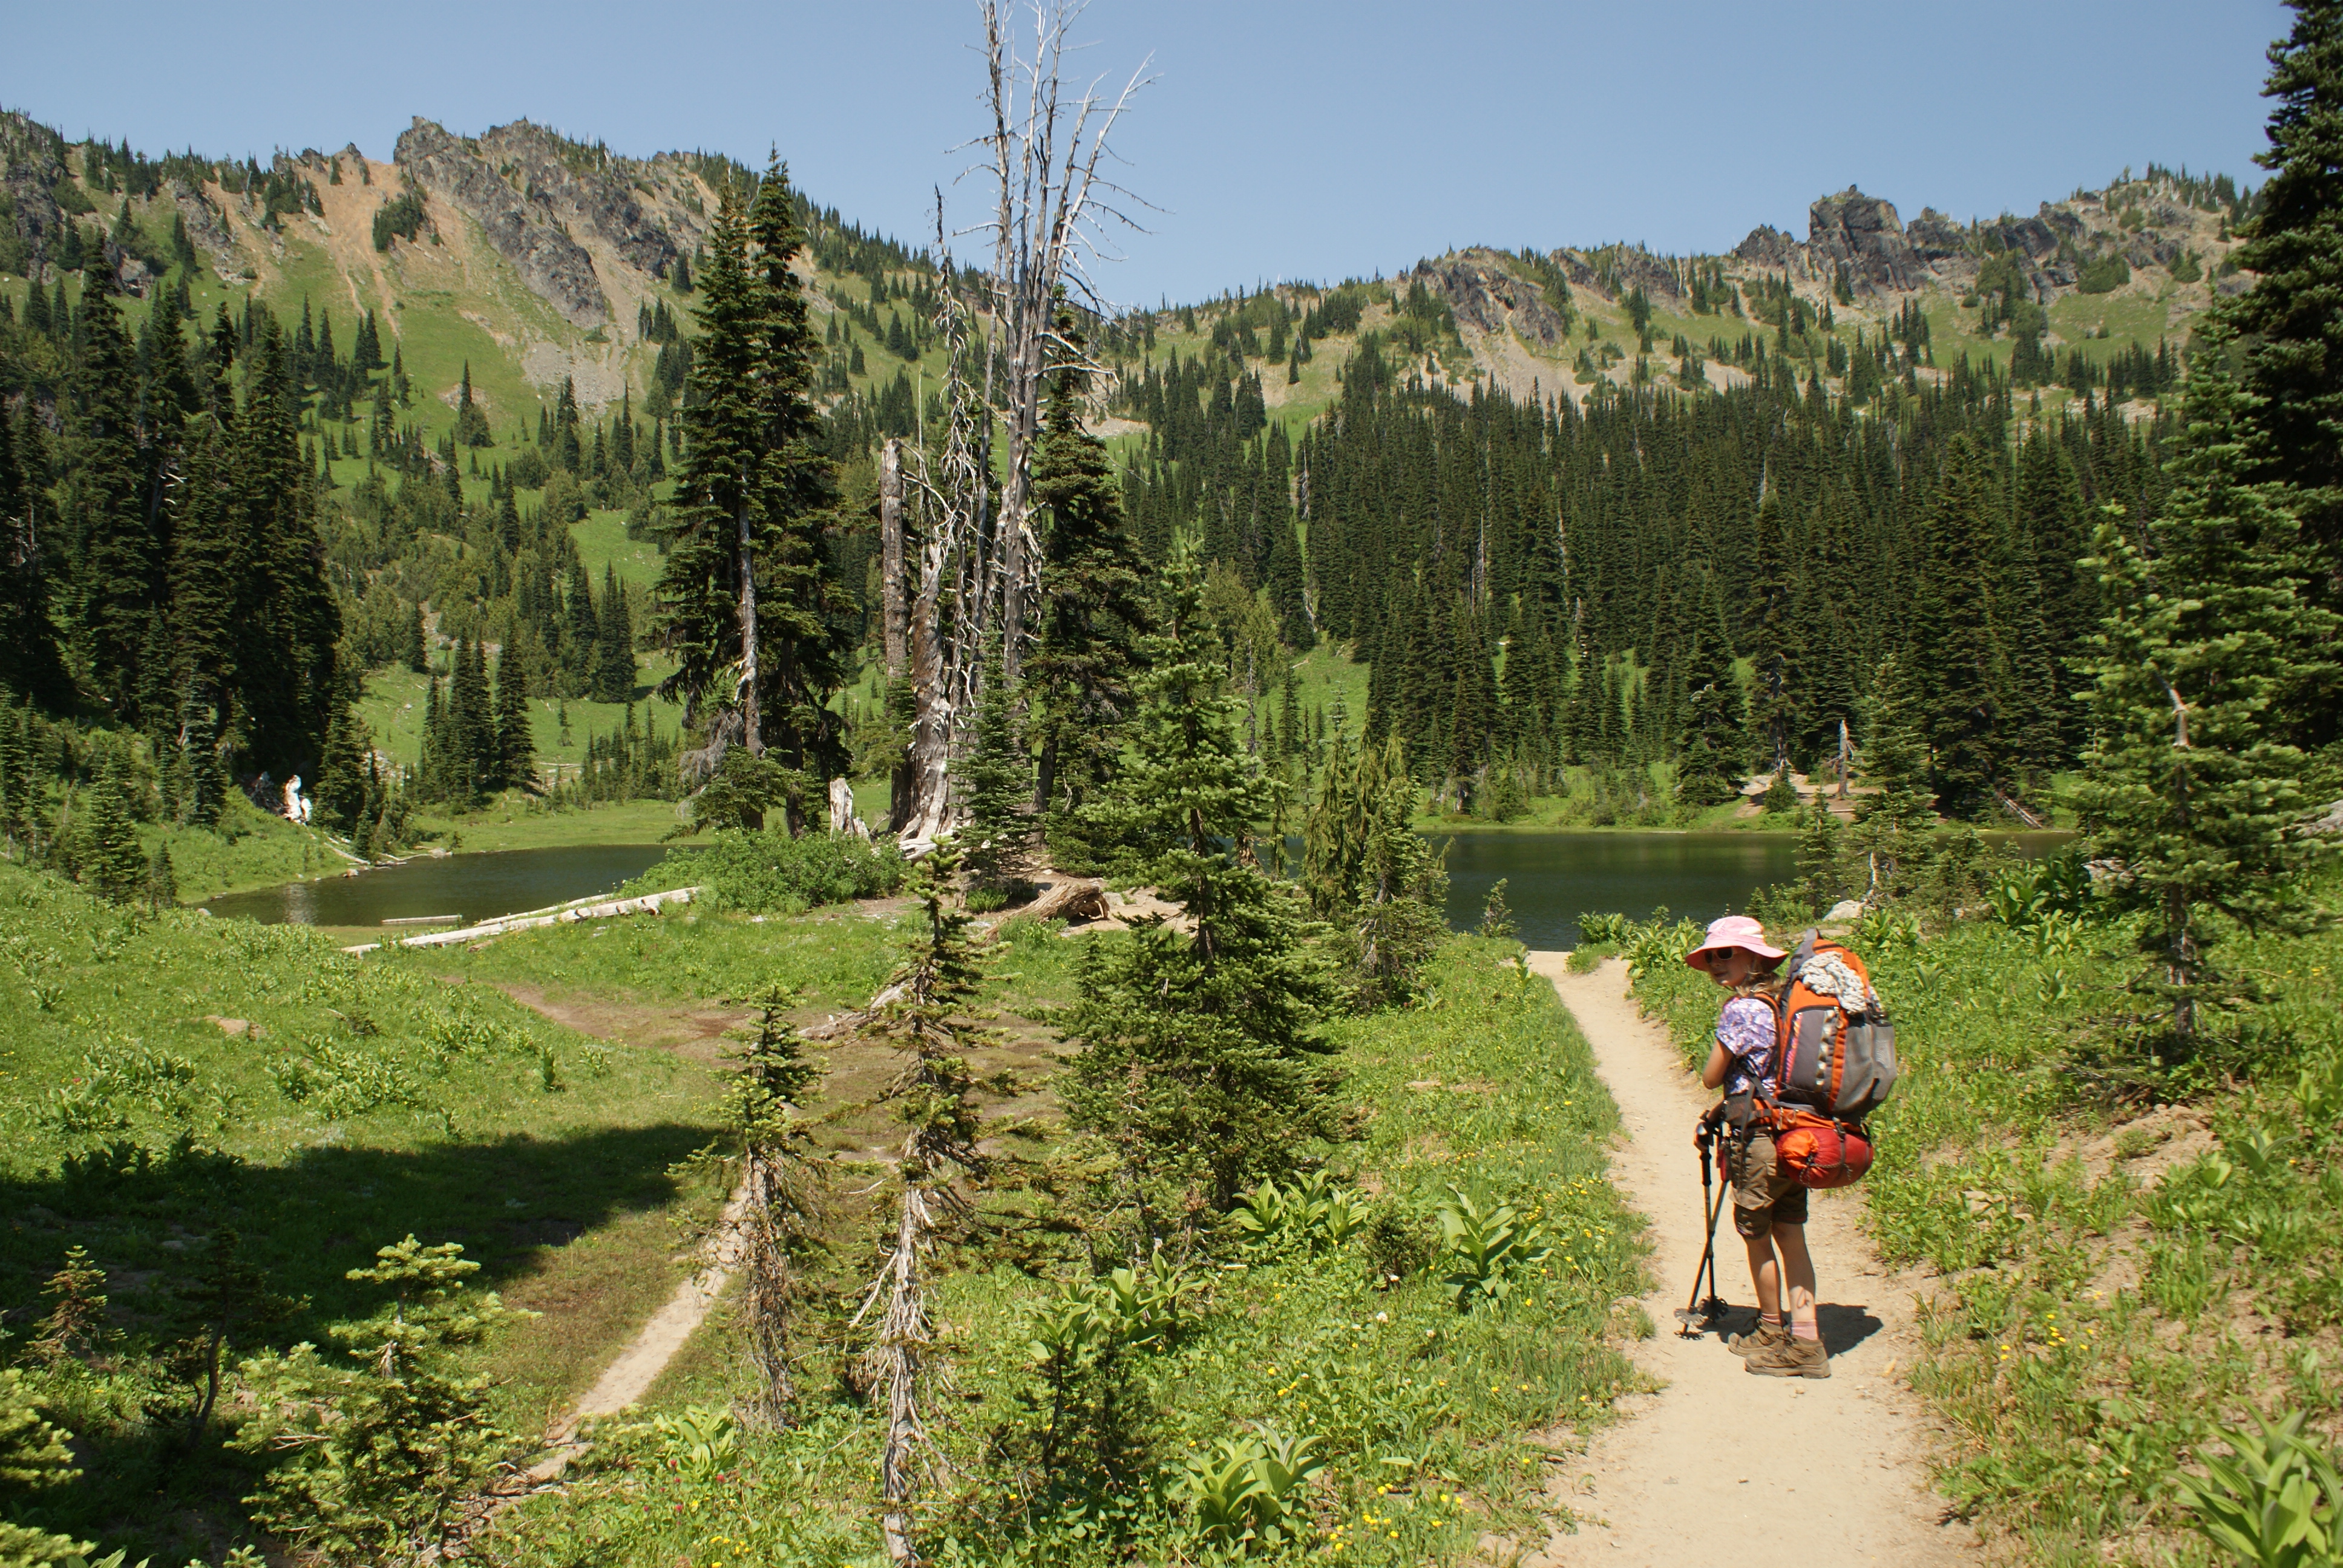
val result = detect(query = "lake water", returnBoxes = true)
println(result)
[1435,831,1798,950]
[203,844,676,928]
[207,831,2070,944]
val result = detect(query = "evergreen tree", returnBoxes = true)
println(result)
[229,316,342,779]
[448,639,494,800]
[75,767,146,904]
[727,986,825,1428]
[235,1238,522,1563]
[494,646,535,792]
[312,686,370,832]
[960,653,1032,903]
[0,405,62,705]
[453,360,492,446]
[1849,653,1936,903]
[563,564,600,694]
[1029,320,1150,838]
[143,840,177,913]
[654,158,847,803]
[1795,793,1848,916]
[62,281,154,721]
[1063,541,1338,1227]
[1744,490,1795,776]
[592,565,634,703]
[1913,434,2006,817]
[859,843,991,1567]
[1303,731,1449,1006]
[1674,622,1745,806]
[2226,0,2343,688]
[2076,368,2335,1051]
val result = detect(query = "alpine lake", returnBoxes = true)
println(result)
[205,830,2073,947]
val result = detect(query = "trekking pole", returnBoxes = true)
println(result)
[1674,1116,1731,1336]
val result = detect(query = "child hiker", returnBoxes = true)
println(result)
[1687,915,1830,1379]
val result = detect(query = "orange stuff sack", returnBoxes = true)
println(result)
[1769,1109,1875,1189]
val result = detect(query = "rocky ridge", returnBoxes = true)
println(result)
[390,119,716,328]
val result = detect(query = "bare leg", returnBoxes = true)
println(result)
[1772,1222,1818,1333]
[1742,1232,1780,1319]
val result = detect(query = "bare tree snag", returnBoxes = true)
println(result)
[969,0,1153,684]
[880,439,908,679]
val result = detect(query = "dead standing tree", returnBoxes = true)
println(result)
[898,227,992,845]
[969,0,1153,688]
[888,2,1150,841]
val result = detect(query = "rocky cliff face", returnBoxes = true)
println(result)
[395,118,612,325]
[1414,248,1568,344]
[392,118,719,328]
[0,111,70,281]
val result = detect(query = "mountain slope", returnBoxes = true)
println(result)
[2,109,2247,449]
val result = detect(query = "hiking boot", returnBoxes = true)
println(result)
[1726,1318,1790,1357]
[1744,1333,1831,1379]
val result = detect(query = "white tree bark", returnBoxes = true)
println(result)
[968,0,1152,684]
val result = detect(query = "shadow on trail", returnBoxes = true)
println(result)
[1702,1302,1887,1358]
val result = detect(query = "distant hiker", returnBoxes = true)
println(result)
[1686,915,1830,1379]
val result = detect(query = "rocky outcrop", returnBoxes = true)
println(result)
[390,117,712,327]
[1902,207,1968,264]
[393,117,610,325]
[169,178,237,267]
[1734,224,1802,273]
[467,121,681,282]
[0,111,71,279]
[1806,188,1924,294]
[1413,249,1568,345]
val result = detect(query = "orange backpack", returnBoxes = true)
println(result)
[1755,932,1898,1189]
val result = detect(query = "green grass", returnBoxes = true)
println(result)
[570,508,667,588]
[484,935,1645,1567]
[403,799,684,854]
[0,858,730,1563]
[1613,872,2343,1565]
[142,791,359,901]
[354,663,685,777]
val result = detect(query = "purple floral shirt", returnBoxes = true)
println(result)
[1715,996,1778,1096]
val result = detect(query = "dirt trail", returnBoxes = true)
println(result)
[542,1180,751,1447]
[1521,954,1977,1567]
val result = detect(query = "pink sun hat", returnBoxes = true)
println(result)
[1683,914,1787,970]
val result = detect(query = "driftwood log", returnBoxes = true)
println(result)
[1017,878,1107,923]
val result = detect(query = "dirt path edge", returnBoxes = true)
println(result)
[1519,953,1978,1567]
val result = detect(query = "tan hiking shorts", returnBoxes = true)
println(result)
[1729,1130,1809,1238]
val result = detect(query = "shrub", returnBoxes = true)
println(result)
[2077,254,2131,295]
[370,188,427,252]
[689,829,905,913]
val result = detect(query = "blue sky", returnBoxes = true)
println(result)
[5,0,2289,307]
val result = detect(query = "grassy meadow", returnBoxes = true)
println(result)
[1,822,1654,1566]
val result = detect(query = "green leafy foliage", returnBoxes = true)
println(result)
[1435,1187,1555,1311]
[1181,1427,1326,1552]
[683,826,903,912]
[1228,1171,1371,1255]
[2172,1411,2343,1568]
